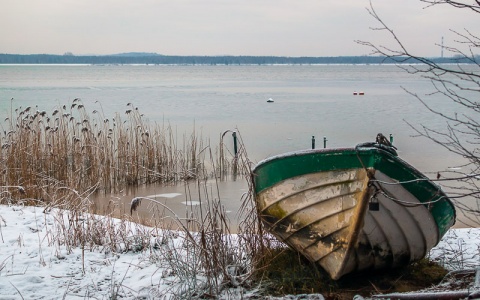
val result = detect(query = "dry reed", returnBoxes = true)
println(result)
[0,100,280,298]
[0,100,242,204]
[0,100,471,298]
[126,140,258,298]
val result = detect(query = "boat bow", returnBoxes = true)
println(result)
[253,143,456,279]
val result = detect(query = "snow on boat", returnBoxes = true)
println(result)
[252,139,456,280]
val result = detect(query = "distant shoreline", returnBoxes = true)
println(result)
[0,63,474,67]
[0,53,476,65]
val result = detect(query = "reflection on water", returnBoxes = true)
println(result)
[3,64,476,229]
[146,193,182,198]
[92,176,249,232]
[92,152,472,232]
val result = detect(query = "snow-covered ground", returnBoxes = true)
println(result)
[0,204,479,299]
[0,204,170,299]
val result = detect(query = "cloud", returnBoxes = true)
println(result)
[1,0,478,56]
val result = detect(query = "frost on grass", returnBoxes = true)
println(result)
[0,204,163,298]
[1,202,479,299]
[0,204,251,299]
[429,228,480,271]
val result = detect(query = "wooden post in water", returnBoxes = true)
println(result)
[323,136,327,149]
[312,136,315,149]
[232,131,238,176]
[232,131,238,156]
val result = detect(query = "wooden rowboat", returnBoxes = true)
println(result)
[252,141,456,280]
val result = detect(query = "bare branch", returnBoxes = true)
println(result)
[358,0,480,227]
[420,0,480,13]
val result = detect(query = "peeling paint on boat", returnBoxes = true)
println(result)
[253,144,456,280]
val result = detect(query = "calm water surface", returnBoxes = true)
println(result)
[0,64,473,228]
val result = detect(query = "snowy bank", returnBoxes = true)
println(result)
[0,204,479,299]
[0,204,170,299]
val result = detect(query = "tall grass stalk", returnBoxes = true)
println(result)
[118,131,277,298]
[0,100,243,204]
[1,129,260,298]
[0,100,277,298]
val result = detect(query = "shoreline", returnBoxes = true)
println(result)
[0,204,478,299]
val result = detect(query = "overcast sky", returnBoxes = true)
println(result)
[1,0,478,57]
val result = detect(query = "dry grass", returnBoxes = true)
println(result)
[126,138,258,298]
[0,100,243,204]
[0,100,455,299]
[251,247,449,299]
[0,101,258,298]
[0,158,255,298]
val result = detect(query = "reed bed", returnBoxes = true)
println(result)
[118,130,279,297]
[0,99,241,204]
[0,125,276,298]
[0,106,459,298]
[0,99,273,297]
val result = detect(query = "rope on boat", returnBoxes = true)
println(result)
[367,181,443,207]
[374,188,446,207]
[372,173,480,185]
[356,141,480,185]
[355,141,446,208]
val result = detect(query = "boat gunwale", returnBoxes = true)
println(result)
[252,144,456,237]
[253,145,420,193]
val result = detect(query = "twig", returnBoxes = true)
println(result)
[9,281,25,300]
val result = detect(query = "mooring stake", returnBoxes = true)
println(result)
[232,131,238,156]
[312,136,315,149]
[323,136,327,148]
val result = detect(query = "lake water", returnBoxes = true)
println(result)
[0,64,474,228]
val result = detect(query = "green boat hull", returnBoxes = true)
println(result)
[253,144,456,279]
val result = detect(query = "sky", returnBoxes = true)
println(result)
[1,0,479,57]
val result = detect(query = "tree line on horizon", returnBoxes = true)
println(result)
[0,53,476,65]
